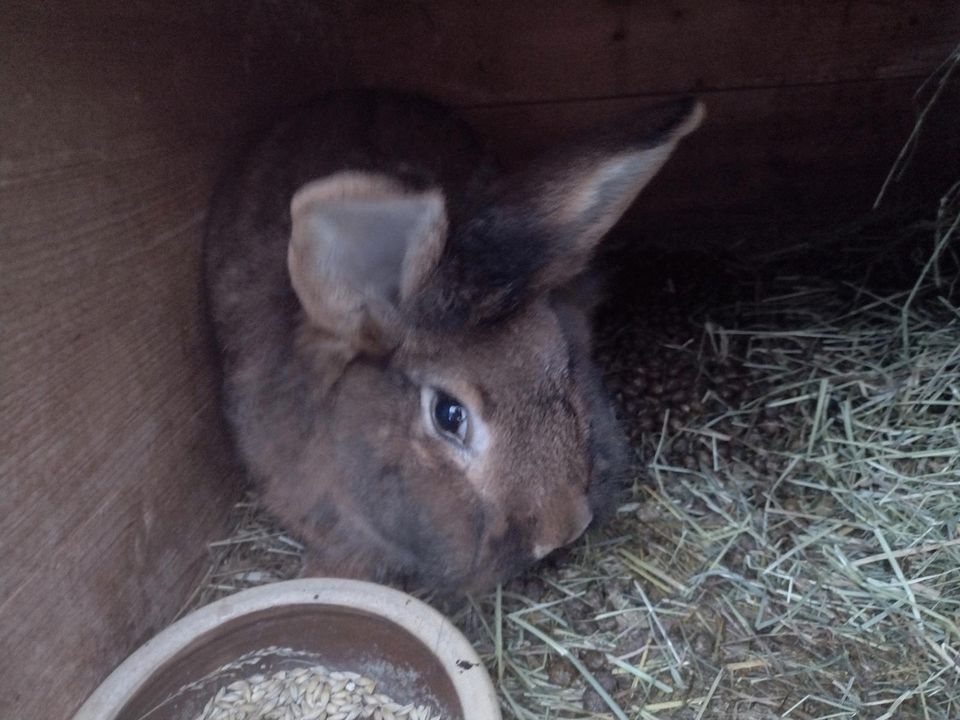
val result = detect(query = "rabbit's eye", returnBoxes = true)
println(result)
[432,390,469,443]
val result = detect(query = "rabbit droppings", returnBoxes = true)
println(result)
[204,90,703,592]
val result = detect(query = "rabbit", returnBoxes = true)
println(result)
[204,89,703,592]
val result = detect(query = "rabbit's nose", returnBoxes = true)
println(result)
[532,503,593,560]
[567,504,594,543]
[532,543,557,560]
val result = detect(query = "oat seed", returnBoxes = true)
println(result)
[194,662,443,720]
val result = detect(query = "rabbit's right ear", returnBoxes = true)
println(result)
[288,172,447,353]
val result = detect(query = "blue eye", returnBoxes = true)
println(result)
[432,390,469,443]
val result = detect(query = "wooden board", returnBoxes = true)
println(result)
[464,77,960,238]
[0,142,240,719]
[310,0,960,102]
[1,5,247,720]
[215,0,960,233]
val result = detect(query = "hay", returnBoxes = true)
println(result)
[447,172,959,719]
[186,200,959,717]
[457,238,960,720]
[175,497,304,619]
[184,52,960,719]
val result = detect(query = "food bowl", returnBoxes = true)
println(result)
[73,579,501,720]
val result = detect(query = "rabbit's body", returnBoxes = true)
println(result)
[205,90,702,591]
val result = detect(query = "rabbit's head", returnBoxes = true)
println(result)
[282,99,703,590]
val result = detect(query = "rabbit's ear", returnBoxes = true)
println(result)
[288,172,447,350]
[507,98,704,289]
[419,99,704,327]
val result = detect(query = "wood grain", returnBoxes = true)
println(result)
[0,141,240,718]
[1,6,247,720]
[464,77,960,237]
[325,0,960,103]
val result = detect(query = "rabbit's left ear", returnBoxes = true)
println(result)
[420,98,704,327]
[510,98,704,289]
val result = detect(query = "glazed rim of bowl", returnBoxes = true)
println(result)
[72,578,501,720]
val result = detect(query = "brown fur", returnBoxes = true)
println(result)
[204,89,702,592]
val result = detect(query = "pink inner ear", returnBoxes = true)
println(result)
[399,193,447,303]
[306,199,431,303]
[553,150,672,230]
[287,173,448,343]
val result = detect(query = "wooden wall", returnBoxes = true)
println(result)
[224,0,960,236]
[1,4,250,719]
[1,2,958,719]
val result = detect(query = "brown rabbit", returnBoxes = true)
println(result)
[204,90,703,591]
